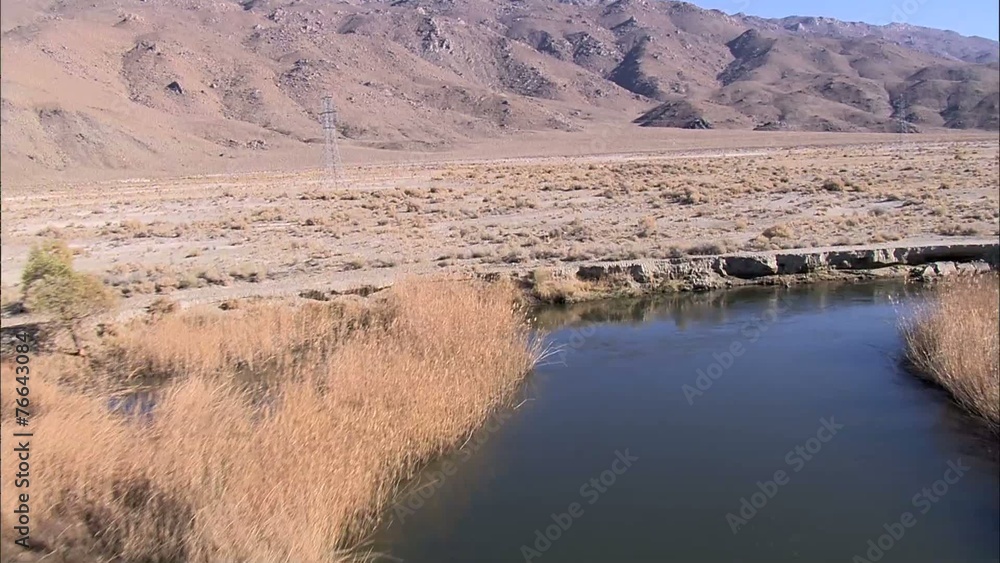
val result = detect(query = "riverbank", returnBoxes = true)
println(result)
[521,241,999,303]
[0,280,540,562]
[3,241,997,332]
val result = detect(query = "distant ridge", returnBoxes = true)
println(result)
[1,0,997,181]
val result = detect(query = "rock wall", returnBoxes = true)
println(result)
[541,242,999,293]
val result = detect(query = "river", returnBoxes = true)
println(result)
[372,281,999,563]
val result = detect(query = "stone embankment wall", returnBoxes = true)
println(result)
[547,243,999,292]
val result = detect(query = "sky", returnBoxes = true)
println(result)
[694,0,1000,41]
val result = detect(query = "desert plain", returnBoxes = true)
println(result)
[1,128,998,316]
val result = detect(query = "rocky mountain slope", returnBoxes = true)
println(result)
[1,0,997,182]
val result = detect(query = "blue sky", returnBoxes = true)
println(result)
[694,0,1000,40]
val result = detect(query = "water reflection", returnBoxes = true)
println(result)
[532,281,929,332]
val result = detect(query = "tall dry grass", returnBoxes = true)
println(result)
[902,274,1000,430]
[1,279,540,562]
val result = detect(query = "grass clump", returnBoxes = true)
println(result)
[902,275,999,431]
[936,224,981,237]
[761,224,793,239]
[636,215,658,238]
[821,178,844,192]
[531,268,587,304]
[686,240,736,256]
[0,279,541,561]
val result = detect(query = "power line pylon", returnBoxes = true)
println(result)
[894,91,911,159]
[320,95,345,189]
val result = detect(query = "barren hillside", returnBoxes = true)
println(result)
[1,0,997,184]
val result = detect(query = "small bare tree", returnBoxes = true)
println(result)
[22,240,116,354]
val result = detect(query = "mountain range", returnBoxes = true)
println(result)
[1,0,997,182]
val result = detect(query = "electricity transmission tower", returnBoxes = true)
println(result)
[895,93,907,131]
[320,96,345,189]
[893,91,910,159]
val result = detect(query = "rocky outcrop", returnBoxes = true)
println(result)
[717,255,778,278]
[634,99,713,129]
[718,29,777,86]
[525,242,999,295]
[607,38,663,100]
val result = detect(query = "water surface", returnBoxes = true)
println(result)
[373,282,999,563]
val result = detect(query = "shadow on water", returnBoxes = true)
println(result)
[898,367,1000,466]
[373,280,998,563]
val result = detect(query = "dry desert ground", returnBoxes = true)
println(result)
[2,130,998,315]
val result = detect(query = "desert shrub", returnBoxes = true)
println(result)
[147,297,178,319]
[22,240,115,351]
[821,178,843,192]
[21,239,74,294]
[761,224,793,239]
[26,271,115,323]
[936,224,981,237]
[637,215,658,238]
[686,240,736,256]
[679,187,710,205]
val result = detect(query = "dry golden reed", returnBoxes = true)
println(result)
[1,279,540,562]
[902,274,1000,430]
